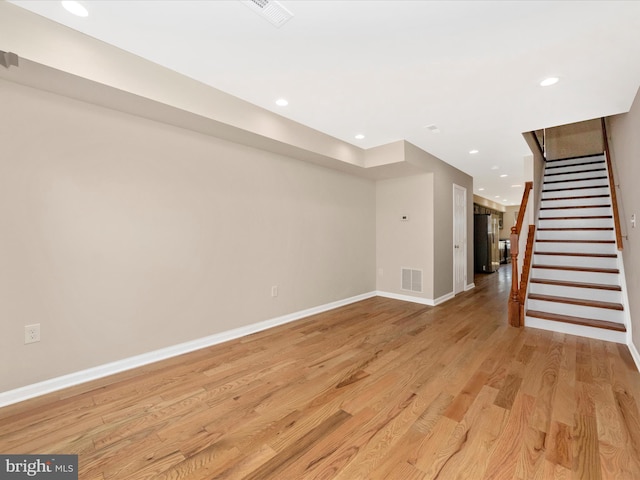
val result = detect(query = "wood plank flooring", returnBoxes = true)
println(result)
[2,266,640,479]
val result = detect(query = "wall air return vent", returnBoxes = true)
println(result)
[241,0,294,28]
[401,268,423,293]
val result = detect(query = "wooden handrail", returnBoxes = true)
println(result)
[514,182,533,236]
[508,181,534,327]
[601,118,623,251]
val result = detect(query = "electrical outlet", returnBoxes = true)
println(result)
[271,285,278,297]
[24,324,40,344]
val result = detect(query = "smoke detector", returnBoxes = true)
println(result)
[241,0,294,28]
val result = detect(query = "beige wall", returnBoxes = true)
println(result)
[0,2,474,394]
[499,206,521,239]
[522,132,546,224]
[404,143,474,298]
[375,141,474,302]
[0,3,366,174]
[0,79,376,392]
[473,196,506,213]
[608,87,640,352]
[545,118,604,161]
[376,174,435,299]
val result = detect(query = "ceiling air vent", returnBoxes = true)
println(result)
[241,0,294,28]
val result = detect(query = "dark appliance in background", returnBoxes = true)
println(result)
[499,239,511,264]
[474,213,499,273]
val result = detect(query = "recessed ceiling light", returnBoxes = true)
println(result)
[511,184,522,188]
[355,134,365,140]
[469,149,479,154]
[478,188,485,191]
[61,1,88,17]
[540,76,559,87]
[500,174,508,178]
[425,124,441,134]
[495,195,500,198]
[491,166,499,170]
[275,98,288,106]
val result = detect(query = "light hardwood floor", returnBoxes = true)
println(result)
[2,266,640,479]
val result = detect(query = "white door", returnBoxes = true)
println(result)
[453,184,467,294]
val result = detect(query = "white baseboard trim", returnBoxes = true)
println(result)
[375,291,431,307]
[375,290,457,307]
[375,291,435,306]
[434,291,455,306]
[465,283,475,292]
[0,291,377,408]
[628,340,640,373]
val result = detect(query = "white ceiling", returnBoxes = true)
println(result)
[9,0,640,206]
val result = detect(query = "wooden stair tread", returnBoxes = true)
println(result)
[535,239,615,244]
[526,310,626,332]
[543,185,609,193]
[537,227,613,231]
[533,251,617,258]
[544,176,608,185]
[532,264,619,274]
[530,278,621,291]
[539,215,612,220]
[545,155,604,168]
[542,194,610,202]
[544,168,606,177]
[540,204,611,210]
[528,293,623,310]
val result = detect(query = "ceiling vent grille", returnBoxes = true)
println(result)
[241,0,294,28]
[401,268,423,293]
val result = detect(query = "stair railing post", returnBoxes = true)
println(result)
[508,226,521,327]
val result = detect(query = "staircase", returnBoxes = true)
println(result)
[524,154,628,343]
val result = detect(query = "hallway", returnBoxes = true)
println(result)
[1,267,639,479]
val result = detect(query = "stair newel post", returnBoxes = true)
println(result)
[509,226,521,327]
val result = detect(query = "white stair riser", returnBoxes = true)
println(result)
[527,299,624,323]
[536,229,616,240]
[544,170,607,183]
[536,229,615,241]
[540,197,611,208]
[544,179,609,191]
[533,254,617,269]
[524,317,626,344]
[539,207,612,218]
[531,267,619,285]
[546,156,605,168]
[544,162,606,175]
[528,283,622,303]
[542,187,610,199]
[534,242,616,255]
[538,218,613,229]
